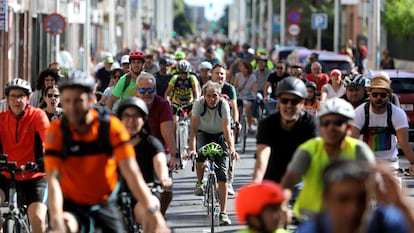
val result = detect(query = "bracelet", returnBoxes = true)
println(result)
[147,204,160,214]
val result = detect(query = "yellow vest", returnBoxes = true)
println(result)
[293,136,359,218]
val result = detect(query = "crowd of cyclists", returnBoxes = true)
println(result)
[1,38,414,233]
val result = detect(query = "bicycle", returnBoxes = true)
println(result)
[172,103,192,169]
[0,154,38,233]
[237,99,251,153]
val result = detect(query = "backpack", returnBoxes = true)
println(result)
[360,102,396,138]
[60,108,113,160]
[200,98,225,118]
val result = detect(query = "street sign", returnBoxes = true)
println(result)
[288,24,301,37]
[43,13,66,35]
[0,0,8,32]
[287,9,301,24]
[312,13,328,30]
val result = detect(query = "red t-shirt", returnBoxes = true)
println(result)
[305,73,330,92]
[148,95,174,154]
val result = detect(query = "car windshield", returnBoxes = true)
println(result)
[391,78,414,93]
[320,61,353,74]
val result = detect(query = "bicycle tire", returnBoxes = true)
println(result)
[208,176,215,233]
[3,218,22,233]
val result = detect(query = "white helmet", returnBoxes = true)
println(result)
[5,78,32,96]
[317,97,355,120]
[199,61,213,70]
[121,55,130,64]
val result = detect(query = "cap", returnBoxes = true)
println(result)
[104,56,114,64]
[330,69,341,77]
[121,55,130,64]
[366,76,391,91]
[372,71,390,80]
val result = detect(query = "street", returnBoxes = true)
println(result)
[165,133,414,233]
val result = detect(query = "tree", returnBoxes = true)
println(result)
[173,0,193,37]
[383,0,414,40]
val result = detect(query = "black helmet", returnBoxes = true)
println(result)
[275,77,307,99]
[5,78,32,96]
[59,71,96,93]
[117,97,149,117]
[306,81,317,90]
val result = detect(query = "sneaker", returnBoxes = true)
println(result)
[194,182,204,196]
[219,213,231,225]
[228,183,235,196]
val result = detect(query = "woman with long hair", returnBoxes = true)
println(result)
[30,69,60,108]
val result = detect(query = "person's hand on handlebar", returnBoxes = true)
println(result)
[184,150,198,160]
[229,151,240,162]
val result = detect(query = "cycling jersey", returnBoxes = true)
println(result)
[288,136,375,218]
[44,109,135,205]
[168,73,199,105]
[0,105,49,180]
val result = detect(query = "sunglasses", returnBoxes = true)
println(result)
[138,87,155,94]
[47,94,60,98]
[279,98,301,105]
[320,119,347,127]
[371,92,388,98]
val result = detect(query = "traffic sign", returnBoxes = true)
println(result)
[288,24,301,37]
[287,10,301,24]
[312,13,328,30]
[43,13,66,35]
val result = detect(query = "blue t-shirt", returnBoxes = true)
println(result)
[296,205,410,233]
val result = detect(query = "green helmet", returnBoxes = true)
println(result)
[200,142,224,157]
[174,51,186,60]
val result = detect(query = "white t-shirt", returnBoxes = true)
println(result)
[322,83,346,99]
[351,102,408,160]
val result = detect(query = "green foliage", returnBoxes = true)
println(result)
[173,0,193,36]
[383,0,414,40]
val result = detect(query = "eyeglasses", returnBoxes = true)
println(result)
[279,98,301,105]
[320,119,347,127]
[138,87,155,94]
[47,94,60,98]
[276,67,284,70]
[371,92,388,98]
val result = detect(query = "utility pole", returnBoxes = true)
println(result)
[83,0,91,76]
[333,0,340,52]
[280,0,286,46]
[266,0,273,50]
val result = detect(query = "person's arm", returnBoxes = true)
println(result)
[152,152,172,190]
[319,85,328,102]
[192,81,201,100]
[164,85,173,103]
[188,115,200,157]
[395,128,414,169]
[263,81,272,104]
[252,82,258,98]
[118,157,169,232]
[223,116,239,161]
[106,94,118,110]
[230,98,239,124]
[160,120,179,169]
[252,144,271,183]
[46,170,66,232]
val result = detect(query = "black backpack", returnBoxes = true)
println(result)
[360,102,396,138]
[60,108,113,160]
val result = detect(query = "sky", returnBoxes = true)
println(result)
[184,0,234,21]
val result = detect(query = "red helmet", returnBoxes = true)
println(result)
[235,181,285,224]
[129,51,145,62]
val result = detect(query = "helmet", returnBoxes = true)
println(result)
[256,48,267,56]
[317,97,355,120]
[121,55,130,64]
[4,78,32,96]
[117,97,149,117]
[306,81,317,90]
[199,61,212,70]
[235,181,285,224]
[129,51,145,62]
[177,60,191,73]
[59,71,96,93]
[174,51,186,60]
[200,142,224,157]
[275,77,307,99]
[256,55,268,62]
[343,74,366,88]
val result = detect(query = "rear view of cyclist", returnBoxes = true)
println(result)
[187,80,239,225]
[235,181,291,233]
[0,78,49,233]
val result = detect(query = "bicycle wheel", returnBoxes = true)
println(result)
[208,176,216,233]
[3,218,21,233]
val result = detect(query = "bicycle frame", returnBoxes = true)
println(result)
[173,103,192,169]
[203,155,220,233]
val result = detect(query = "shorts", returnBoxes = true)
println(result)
[64,198,126,233]
[0,175,47,206]
[196,131,229,183]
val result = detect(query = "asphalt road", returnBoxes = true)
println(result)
[165,133,414,233]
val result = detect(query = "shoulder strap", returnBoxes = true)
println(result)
[201,99,208,117]
[218,99,223,118]
[200,99,223,118]
[387,102,396,135]
[361,102,370,137]
[122,73,131,92]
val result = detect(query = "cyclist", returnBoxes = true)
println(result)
[211,63,239,196]
[107,51,145,111]
[280,97,375,220]
[297,159,410,233]
[135,72,179,215]
[341,73,369,108]
[44,74,169,233]
[117,97,173,217]
[42,85,64,122]
[253,77,317,184]
[187,80,239,225]
[198,61,213,87]
[164,59,201,124]
[264,61,289,113]
[235,181,291,233]
[0,78,49,233]
[253,55,273,118]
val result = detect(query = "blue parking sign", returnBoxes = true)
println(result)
[312,13,328,30]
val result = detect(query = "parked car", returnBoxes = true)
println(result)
[303,50,355,74]
[371,70,414,142]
